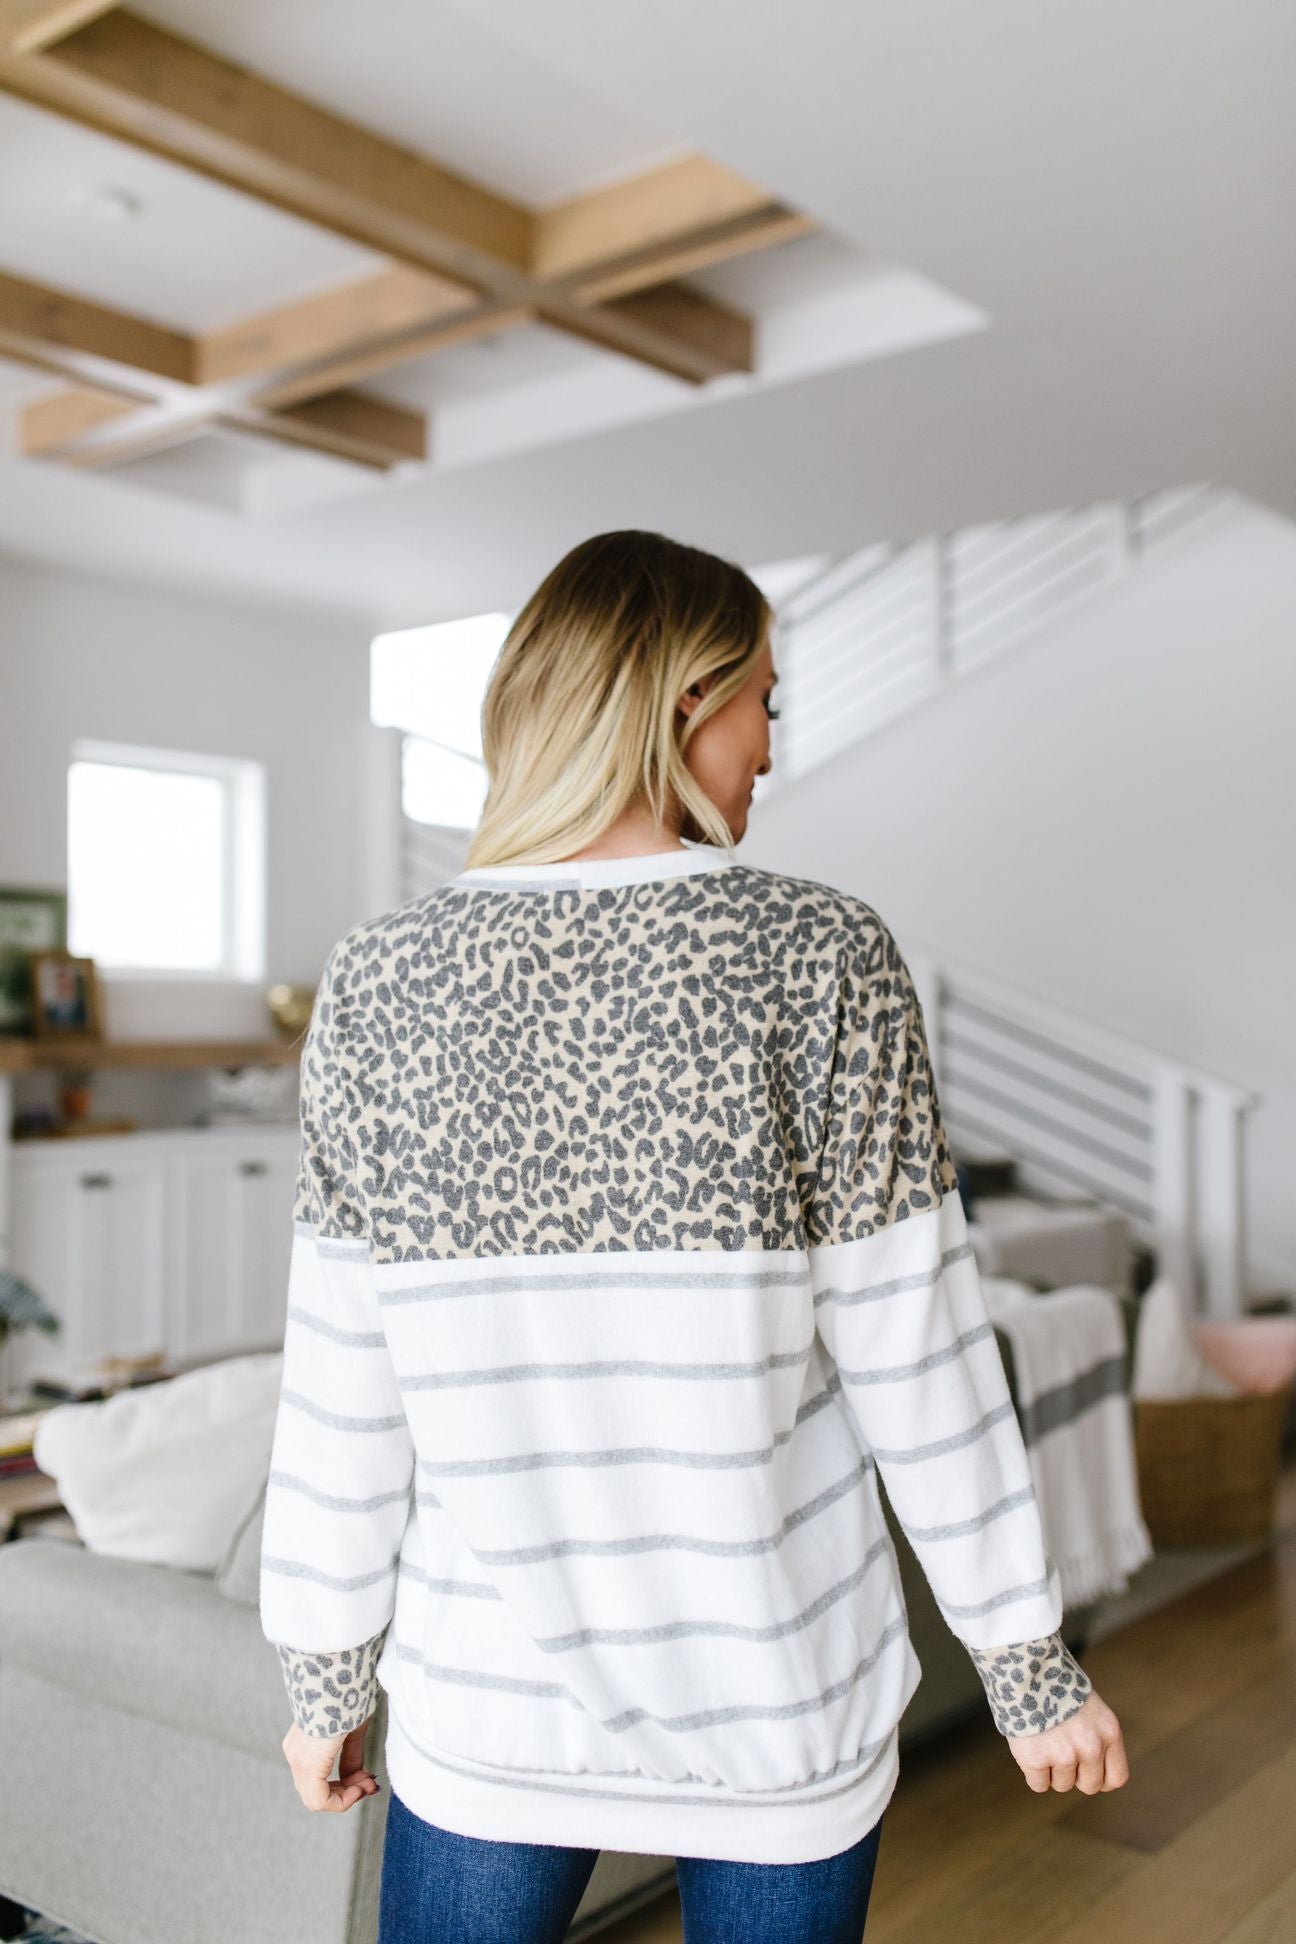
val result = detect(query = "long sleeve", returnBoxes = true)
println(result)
[259,941,416,1737]
[806,925,1090,1738]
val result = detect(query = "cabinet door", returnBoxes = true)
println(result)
[10,1147,168,1387]
[230,1138,297,1347]
[168,1134,298,1362]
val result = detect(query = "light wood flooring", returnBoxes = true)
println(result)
[599,1454,1296,1944]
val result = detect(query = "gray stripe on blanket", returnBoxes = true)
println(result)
[1015,1352,1129,1446]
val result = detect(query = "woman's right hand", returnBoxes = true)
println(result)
[1006,1689,1129,1794]
[282,1716,383,1813]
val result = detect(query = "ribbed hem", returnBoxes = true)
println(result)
[381,1668,913,1867]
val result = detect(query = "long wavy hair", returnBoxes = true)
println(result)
[464,530,772,869]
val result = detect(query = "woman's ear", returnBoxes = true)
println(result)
[676,676,708,719]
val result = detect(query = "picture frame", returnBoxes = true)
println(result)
[28,951,104,1042]
[0,887,68,1036]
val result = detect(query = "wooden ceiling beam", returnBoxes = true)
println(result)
[0,9,523,287]
[250,302,532,412]
[195,265,467,388]
[0,11,821,471]
[4,272,428,469]
[0,0,117,53]
[537,282,754,385]
[224,390,427,470]
[36,385,427,473]
[534,156,806,289]
[20,380,136,453]
[602,285,753,381]
[0,266,192,384]
[565,209,816,306]
[0,10,796,389]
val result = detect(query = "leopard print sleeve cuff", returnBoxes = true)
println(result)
[276,1628,388,1739]
[968,1631,1093,1737]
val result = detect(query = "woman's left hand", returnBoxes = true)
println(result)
[282,1715,383,1812]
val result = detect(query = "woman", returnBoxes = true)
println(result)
[260,530,1128,1943]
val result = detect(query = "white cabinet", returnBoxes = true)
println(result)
[167,1131,298,1363]
[7,1126,300,1389]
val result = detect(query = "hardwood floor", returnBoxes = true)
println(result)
[599,1454,1296,1944]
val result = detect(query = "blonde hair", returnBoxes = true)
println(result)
[465,530,772,869]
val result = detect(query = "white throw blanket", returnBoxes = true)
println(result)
[980,1276,1155,1610]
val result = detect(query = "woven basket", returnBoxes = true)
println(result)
[1134,1391,1289,1547]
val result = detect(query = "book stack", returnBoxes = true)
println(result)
[0,1401,59,1478]
[1,1354,176,1464]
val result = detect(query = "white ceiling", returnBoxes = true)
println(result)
[0,0,1291,627]
[138,0,689,206]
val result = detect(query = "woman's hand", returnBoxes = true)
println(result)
[282,1714,383,1812]
[1006,1689,1129,1794]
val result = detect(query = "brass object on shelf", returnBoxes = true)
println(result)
[267,983,317,1039]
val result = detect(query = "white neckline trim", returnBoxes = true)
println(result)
[449,842,740,890]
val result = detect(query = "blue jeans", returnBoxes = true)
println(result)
[377,1785,885,1942]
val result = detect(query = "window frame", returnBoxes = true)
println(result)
[67,738,267,982]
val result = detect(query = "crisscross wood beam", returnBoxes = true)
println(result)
[1,5,815,471]
[4,268,433,469]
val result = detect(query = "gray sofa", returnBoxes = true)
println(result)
[0,1304,1128,1944]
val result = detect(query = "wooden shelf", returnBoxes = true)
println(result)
[0,1038,302,1074]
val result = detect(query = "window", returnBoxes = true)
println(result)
[68,740,266,978]
[370,612,509,830]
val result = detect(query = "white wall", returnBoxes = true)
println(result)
[746,497,1296,1298]
[0,554,384,1042]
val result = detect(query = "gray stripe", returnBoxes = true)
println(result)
[379,1264,810,1306]
[400,1345,812,1391]
[837,1321,995,1386]
[868,1397,1016,1465]
[441,1458,874,1566]
[262,1551,398,1593]
[398,1561,502,1600]
[391,1612,908,1733]
[940,1573,1054,1620]
[813,1240,975,1311]
[1017,1352,1129,1446]
[535,1535,892,1652]
[316,1236,370,1260]
[286,1304,385,1348]
[414,1378,840,1478]
[901,1484,1038,1543]
[281,1389,408,1433]
[394,1707,895,1808]
[267,1469,411,1513]
[293,1221,371,1258]
[939,1556,1058,1620]
[391,1644,566,1700]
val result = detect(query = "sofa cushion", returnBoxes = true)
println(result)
[33,1352,282,1573]
[0,1536,300,1762]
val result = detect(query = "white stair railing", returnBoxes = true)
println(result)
[771,483,1237,787]
[906,946,1259,1320]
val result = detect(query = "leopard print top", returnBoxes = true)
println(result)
[277,1631,386,1739]
[968,1634,1093,1736]
[273,856,1089,1749]
[290,860,961,1261]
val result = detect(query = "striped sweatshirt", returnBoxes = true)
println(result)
[259,840,1089,1865]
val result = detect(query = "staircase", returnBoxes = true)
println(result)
[768,483,1239,788]
[904,945,1259,1324]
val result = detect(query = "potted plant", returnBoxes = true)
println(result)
[0,1270,61,1406]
